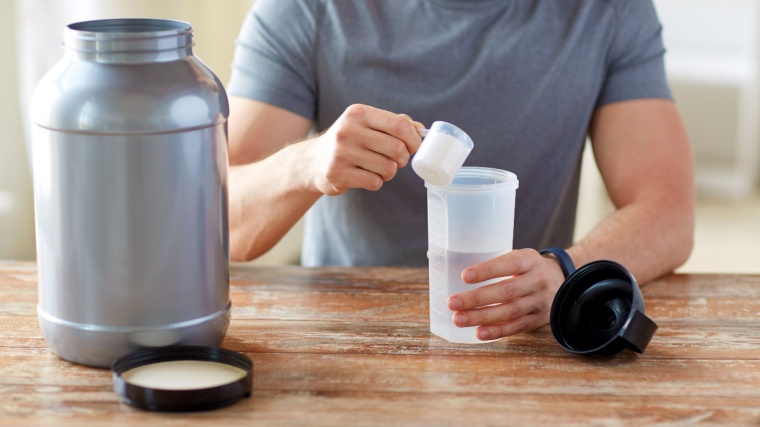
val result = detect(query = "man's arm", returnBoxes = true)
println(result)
[569,98,695,282]
[446,98,695,340]
[227,97,314,262]
[227,96,424,262]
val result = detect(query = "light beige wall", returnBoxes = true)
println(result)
[0,0,34,260]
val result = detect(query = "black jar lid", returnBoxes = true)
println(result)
[112,346,253,412]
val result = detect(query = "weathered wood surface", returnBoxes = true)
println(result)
[1,261,759,426]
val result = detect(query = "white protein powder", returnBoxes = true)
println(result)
[412,132,471,186]
[121,360,247,390]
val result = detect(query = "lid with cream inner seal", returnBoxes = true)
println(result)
[112,345,253,412]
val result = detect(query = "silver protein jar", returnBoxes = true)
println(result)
[31,19,231,367]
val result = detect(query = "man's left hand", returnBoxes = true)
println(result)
[446,248,566,340]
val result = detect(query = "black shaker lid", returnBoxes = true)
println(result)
[541,247,658,356]
[112,346,253,412]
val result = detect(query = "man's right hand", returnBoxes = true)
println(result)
[227,98,425,261]
[303,104,424,196]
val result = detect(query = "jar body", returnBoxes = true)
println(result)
[31,19,230,367]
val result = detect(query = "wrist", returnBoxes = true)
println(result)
[539,247,576,279]
[279,139,326,196]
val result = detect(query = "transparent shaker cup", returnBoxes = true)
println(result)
[412,121,474,186]
[426,167,519,343]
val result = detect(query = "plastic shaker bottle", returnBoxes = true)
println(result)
[425,167,519,343]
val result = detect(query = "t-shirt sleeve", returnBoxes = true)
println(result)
[226,0,320,120]
[596,0,672,107]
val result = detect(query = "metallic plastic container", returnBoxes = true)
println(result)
[31,19,230,367]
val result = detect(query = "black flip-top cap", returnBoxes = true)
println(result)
[541,248,658,356]
[112,346,253,412]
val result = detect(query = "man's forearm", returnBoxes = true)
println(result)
[573,99,696,285]
[228,142,321,262]
[567,195,694,285]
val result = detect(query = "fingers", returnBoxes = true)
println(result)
[400,114,427,138]
[355,127,412,168]
[343,104,423,155]
[461,248,538,284]
[452,293,552,341]
[322,166,385,194]
[446,248,567,340]
[476,312,549,341]
[452,292,545,328]
[314,104,424,194]
[451,249,548,312]
[448,274,534,311]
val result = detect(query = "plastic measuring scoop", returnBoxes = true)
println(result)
[412,121,474,186]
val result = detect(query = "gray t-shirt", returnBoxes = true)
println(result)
[228,0,671,267]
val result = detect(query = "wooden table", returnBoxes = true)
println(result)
[1,261,759,426]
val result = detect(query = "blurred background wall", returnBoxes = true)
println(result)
[1,0,758,272]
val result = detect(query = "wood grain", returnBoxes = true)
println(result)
[1,262,759,426]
